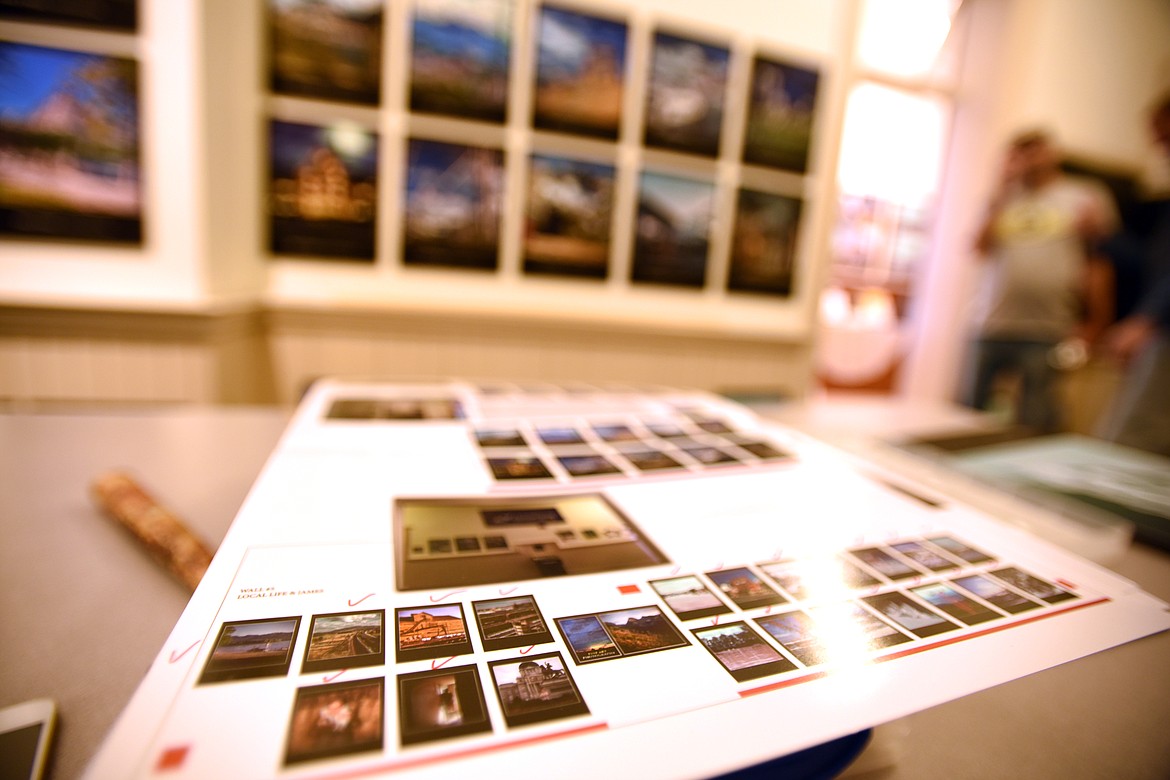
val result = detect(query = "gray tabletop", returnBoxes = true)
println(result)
[2,404,1168,779]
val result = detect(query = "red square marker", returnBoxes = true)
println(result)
[617,584,640,595]
[156,746,189,771]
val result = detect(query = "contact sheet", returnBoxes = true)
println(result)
[86,380,1170,779]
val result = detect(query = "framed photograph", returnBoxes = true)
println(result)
[475,428,528,448]
[677,443,740,467]
[488,652,590,728]
[743,56,819,173]
[618,448,684,472]
[395,604,474,663]
[692,622,797,682]
[555,614,621,664]
[728,189,801,296]
[268,0,382,105]
[591,423,638,442]
[533,5,627,139]
[403,138,503,270]
[643,31,728,157]
[596,605,689,657]
[471,595,555,652]
[754,611,827,667]
[650,574,731,621]
[889,540,961,573]
[862,592,960,639]
[949,575,1042,615]
[536,426,586,445]
[631,172,713,288]
[989,568,1077,604]
[198,617,300,684]
[557,452,622,478]
[524,154,615,279]
[268,119,378,260]
[910,583,1002,626]
[926,536,994,565]
[284,677,384,765]
[0,42,141,243]
[326,397,464,420]
[0,0,136,30]
[486,455,555,481]
[721,435,791,461]
[396,665,492,746]
[704,567,786,611]
[410,0,511,122]
[847,546,924,581]
[301,610,385,674]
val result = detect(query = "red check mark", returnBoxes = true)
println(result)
[169,641,200,664]
[324,670,347,683]
[519,645,535,655]
[348,593,374,607]
[431,656,456,670]
[430,590,466,602]
[498,586,518,596]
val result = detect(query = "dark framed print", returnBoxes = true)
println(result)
[397,665,492,746]
[754,611,828,667]
[199,616,301,684]
[471,595,555,652]
[533,5,627,139]
[525,154,615,279]
[486,455,555,481]
[410,0,512,122]
[395,604,474,663]
[650,574,731,621]
[704,567,786,611]
[643,31,728,157]
[728,189,801,296]
[403,138,503,270]
[268,119,378,260]
[809,603,911,650]
[910,583,1002,626]
[284,677,384,765]
[488,652,590,728]
[949,575,1042,615]
[597,605,689,657]
[631,172,713,288]
[988,567,1077,604]
[555,614,619,664]
[0,42,141,243]
[862,592,960,638]
[743,56,819,172]
[268,0,383,105]
[692,622,797,682]
[0,0,136,30]
[301,610,386,674]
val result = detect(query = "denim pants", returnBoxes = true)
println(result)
[961,338,1062,432]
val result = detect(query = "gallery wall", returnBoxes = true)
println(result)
[0,0,853,403]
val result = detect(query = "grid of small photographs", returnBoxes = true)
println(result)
[261,0,816,301]
[642,534,1083,684]
[471,411,793,484]
[187,532,1086,766]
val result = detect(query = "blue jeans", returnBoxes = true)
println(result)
[961,338,1062,433]
[1097,332,1170,456]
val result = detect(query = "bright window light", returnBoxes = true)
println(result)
[856,0,960,78]
[837,83,948,209]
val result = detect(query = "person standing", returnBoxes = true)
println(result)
[1097,93,1170,456]
[961,129,1117,432]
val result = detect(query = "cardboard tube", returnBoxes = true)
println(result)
[90,471,213,591]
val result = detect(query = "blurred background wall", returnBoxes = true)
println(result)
[1,0,1167,410]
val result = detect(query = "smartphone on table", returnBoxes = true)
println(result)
[0,699,56,780]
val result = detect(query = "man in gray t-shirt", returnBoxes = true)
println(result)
[961,130,1116,431]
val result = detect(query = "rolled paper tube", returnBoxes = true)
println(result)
[90,471,214,591]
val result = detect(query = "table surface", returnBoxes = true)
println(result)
[2,398,1168,780]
